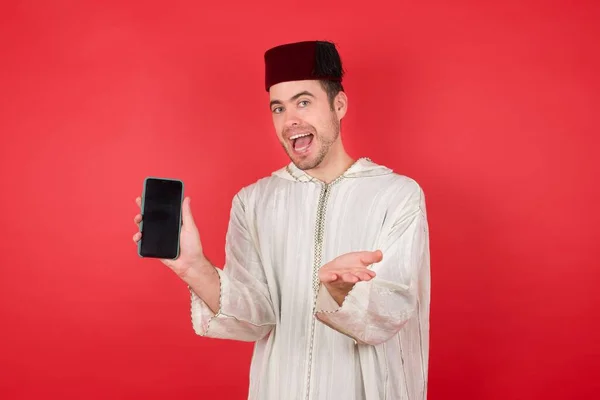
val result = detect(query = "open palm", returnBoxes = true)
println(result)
[318,250,382,296]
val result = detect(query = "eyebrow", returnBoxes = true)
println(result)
[270,91,315,109]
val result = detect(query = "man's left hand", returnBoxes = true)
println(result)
[318,250,383,306]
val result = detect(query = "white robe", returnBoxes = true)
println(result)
[190,158,431,400]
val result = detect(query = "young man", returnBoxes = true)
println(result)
[133,40,431,400]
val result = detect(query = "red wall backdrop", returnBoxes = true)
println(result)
[1,1,598,399]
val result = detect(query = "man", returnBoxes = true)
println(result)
[133,40,430,400]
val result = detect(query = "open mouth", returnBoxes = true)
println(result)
[290,133,314,153]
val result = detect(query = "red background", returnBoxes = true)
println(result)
[1,1,598,399]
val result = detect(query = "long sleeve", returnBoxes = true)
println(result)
[315,186,430,346]
[190,191,276,342]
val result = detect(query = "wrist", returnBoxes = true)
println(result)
[180,257,216,281]
[180,257,222,315]
[323,282,352,306]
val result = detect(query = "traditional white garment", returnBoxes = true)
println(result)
[190,158,430,400]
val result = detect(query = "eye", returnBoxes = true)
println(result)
[298,100,310,107]
[272,106,284,114]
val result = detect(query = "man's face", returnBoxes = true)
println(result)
[269,80,343,171]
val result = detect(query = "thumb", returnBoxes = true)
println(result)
[181,197,196,227]
[359,250,383,265]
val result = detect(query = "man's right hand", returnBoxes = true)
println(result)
[133,196,210,278]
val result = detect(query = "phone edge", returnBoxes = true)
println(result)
[137,176,150,258]
[176,179,184,260]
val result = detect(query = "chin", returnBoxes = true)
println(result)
[292,153,325,171]
[294,160,318,170]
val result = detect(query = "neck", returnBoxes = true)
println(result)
[306,143,355,184]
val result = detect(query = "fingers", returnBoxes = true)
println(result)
[181,197,196,227]
[322,269,376,284]
[319,271,338,283]
[359,250,383,265]
[340,271,375,283]
[363,269,376,278]
[340,272,359,283]
[133,197,142,243]
[134,197,143,229]
[374,250,383,261]
[356,271,375,281]
[132,232,141,243]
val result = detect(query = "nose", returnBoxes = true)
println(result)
[283,108,302,129]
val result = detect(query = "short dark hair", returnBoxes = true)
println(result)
[313,41,345,109]
[319,80,344,109]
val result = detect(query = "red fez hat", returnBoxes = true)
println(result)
[264,40,344,91]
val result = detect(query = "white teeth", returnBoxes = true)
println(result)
[290,133,312,140]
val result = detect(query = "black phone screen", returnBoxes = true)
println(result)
[138,178,183,259]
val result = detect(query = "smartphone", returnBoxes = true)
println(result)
[137,177,184,259]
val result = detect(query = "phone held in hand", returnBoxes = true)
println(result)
[138,177,184,260]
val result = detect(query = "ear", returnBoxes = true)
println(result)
[334,91,348,120]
